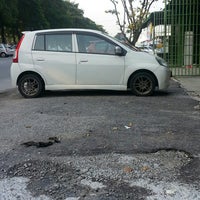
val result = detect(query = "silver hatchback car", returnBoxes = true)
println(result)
[0,43,13,57]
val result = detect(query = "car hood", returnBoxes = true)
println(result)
[126,50,158,67]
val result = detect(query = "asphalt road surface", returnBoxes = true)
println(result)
[0,67,199,199]
[0,57,13,91]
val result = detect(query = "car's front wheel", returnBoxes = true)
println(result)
[18,74,44,98]
[130,72,156,96]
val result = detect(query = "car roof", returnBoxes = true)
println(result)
[23,28,103,35]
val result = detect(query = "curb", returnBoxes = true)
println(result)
[172,77,200,102]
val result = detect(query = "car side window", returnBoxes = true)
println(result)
[33,34,72,52]
[34,35,44,50]
[76,34,116,55]
[46,34,72,52]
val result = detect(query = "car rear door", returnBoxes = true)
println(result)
[32,32,76,85]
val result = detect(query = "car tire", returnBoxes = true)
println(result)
[0,52,6,57]
[130,72,155,96]
[18,74,44,98]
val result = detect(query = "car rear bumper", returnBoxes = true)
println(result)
[10,63,20,87]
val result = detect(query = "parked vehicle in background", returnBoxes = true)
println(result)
[0,43,14,57]
[10,29,171,98]
[137,46,154,54]
[8,44,16,54]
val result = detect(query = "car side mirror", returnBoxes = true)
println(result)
[115,46,124,56]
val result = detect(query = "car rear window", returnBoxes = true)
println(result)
[34,35,44,50]
[33,33,72,52]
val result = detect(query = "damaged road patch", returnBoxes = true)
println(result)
[2,150,199,200]
[0,177,50,200]
[5,159,151,200]
[6,160,84,199]
[0,81,200,199]
[130,179,200,200]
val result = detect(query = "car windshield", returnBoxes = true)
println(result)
[121,41,141,51]
[102,32,141,52]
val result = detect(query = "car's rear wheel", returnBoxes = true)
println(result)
[130,72,155,96]
[18,74,44,98]
[0,52,6,57]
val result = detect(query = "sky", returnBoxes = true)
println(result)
[73,0,119,36]
[73,0,165,37]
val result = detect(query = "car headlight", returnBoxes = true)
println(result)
[156,56,168,67]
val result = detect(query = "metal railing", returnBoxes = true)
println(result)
[143,0,200,76]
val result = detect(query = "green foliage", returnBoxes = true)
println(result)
[107,0,159,45]
[0,0,105,43]
[18,0,48,30]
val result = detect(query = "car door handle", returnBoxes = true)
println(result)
[79,60,88,64]
[36,58,45,61]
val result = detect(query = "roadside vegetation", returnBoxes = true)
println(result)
[0,0,105,44]
[107,0,159,45]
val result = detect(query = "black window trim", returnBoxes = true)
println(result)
[33,32,73,53]
[32,30,127,56]
[74,31,127,56]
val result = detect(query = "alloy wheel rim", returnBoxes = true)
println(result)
[134,76,152,95]
[21,78,39,96]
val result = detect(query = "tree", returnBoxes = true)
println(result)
[0,0,18,43]
[40,0,69,29]
[0,0,105,43]
[64,1,104,31]
[106,0,159,45]
[17,0,49,31]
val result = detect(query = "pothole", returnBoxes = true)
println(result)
[5,160,151,200]
[3,150,197,199]
[6,160,83,199]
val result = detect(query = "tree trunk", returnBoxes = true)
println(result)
[1,26,6,43]
[132,29,142,46]
[12,30,16,44]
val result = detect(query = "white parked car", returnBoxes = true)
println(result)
[10,29,171,98]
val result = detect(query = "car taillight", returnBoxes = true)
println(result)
[13,35,25,63]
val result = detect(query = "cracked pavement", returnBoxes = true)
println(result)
[0,80,199,199]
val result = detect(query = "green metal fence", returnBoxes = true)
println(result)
[143,0,200,76]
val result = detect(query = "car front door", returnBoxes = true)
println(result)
[75,33,125,86]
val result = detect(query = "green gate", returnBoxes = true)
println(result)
[142,0,200,76]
